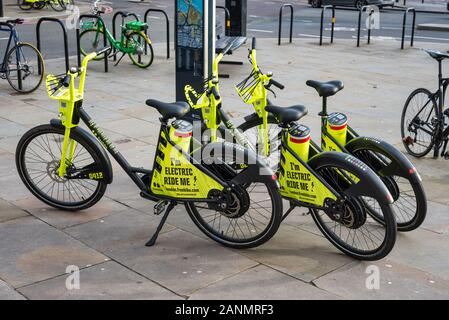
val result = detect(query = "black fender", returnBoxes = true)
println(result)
[308,151,394,205]
[50,119,113,184]
[345,136,418,179]
[201,141,278,185]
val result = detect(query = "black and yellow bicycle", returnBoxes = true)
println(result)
[237,38,427,233]
[184,41,397,260]
[15,47,283,249]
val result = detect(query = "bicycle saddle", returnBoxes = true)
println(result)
[6,19,24,25]
[306,80,344,98]
[146,99,190,120]
[265,105,308,124]
[424,49,449,61]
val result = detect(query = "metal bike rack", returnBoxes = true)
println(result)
[144,9,170,59]
[216,5,231,36]
[357,6,376,47]
[319,5,335,46]
[36,17,69,75]
[76,14,108,73]
[112,11,140,62]
[401,7,416,50]
[278,4,294,46]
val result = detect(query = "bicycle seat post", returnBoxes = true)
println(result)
[319,96,328,117]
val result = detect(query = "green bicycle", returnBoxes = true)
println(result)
[78,0,154,68]
[18,0,74,11]
[237,38,427,232]
[184,42,397,260]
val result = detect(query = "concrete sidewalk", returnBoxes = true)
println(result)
[1,39,449,300]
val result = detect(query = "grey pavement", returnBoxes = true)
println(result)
[1,38,449,299]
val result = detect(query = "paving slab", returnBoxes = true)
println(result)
[190,265,340,300]
[0,279,25,300]
[0,118,28,138]
[0,135,21,154]
[237,224,353,282]
[64,208,176,253]
[389,229,449,281]
[85,228,258,296]
[0,151,16,177]
[0,216,107,288]
[0,173,34,202]
[18,261,182,300]
[13,196,130,229]
[0,199,29,223]
[421,200,449,235]
[314,260,449,300]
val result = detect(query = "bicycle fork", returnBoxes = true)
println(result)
[58,127,77,177]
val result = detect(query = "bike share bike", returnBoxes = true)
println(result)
[0,19,44,93]
[78,0,154,68]
[15,47,283,248]
[402,49,449,161]
[184,41,397,260]
[236,38,426,233]
[18,0,74,11]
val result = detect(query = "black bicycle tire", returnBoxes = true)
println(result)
[16,124,107,211]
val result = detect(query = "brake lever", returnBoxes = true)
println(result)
[267,86,277,99]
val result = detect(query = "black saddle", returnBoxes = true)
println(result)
[266,105,308,124]
[425,49,449,61]
[306,80,344,98]
[145,99,190,120]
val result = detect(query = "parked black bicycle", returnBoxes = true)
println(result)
[401,49,449,159]
[0,19,45,93]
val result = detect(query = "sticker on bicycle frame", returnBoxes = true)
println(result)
[88,172,104,180]
[278,149,337,206]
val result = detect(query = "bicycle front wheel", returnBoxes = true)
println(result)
[6,43,45,94]
[16,124,107,211]
[401,88,438,158]
[125,31,154,68]
[79,29,111,60]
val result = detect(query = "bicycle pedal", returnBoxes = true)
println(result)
[154,200,168,215]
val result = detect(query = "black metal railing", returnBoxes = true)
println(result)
[320,5,335,46]
[401,7,416,49]
[144,9,170,59]
[278,4,294,46]
[216,5,231,36]
[357,6,376,47]
[77,14,109,73]
[36,17,69,75]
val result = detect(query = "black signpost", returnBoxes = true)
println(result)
[225,0,247,37]
[175,0,215,104]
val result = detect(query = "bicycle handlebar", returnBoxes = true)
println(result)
[251,37,256,51]
[268,79,285,90]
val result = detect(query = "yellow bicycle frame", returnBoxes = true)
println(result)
[45,52,97,178]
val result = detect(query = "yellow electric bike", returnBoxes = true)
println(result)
[237,38,426,233]
[15,47,283,248]
[185,41,397,260]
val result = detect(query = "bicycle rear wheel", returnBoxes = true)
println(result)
[6,43,45,94]
[125,31,154,68]
[309,160,397,261]
[49,0,65,11]
[401,88,438,158]
[17,0,33,10]
[185,144,282,249]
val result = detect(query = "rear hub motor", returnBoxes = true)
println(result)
[324,197,367,229]
[208,186,250,219]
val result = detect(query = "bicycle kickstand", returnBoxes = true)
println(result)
[114,52,127,67]
[146,201,177,247]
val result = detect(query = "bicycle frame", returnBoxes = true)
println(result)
[0,22,25,89]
